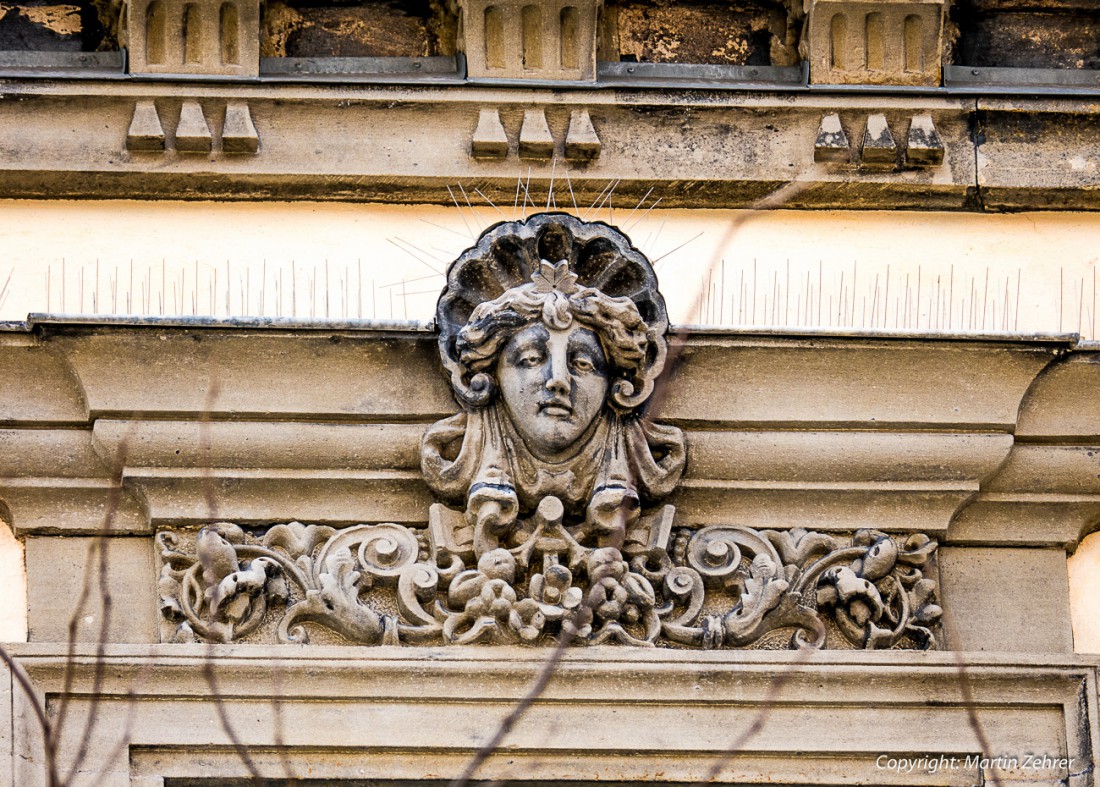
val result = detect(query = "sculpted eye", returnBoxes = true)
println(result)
[571,355,595,373]
[517,350,543,368]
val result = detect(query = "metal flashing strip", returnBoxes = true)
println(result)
[946,64,1100,90]
[677,323,1081,345]
[598,60,806,89]
[259,55,464,84]
[0,50,1096,98]
[0,50,123,78]
[18,314,1084,347]
[24,313,435,332]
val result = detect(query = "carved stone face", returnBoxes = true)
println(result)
[496,321,610,458]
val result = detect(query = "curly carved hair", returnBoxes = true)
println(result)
[456,280,651,386]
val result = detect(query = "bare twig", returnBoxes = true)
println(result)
[449,608,592,787]
[203,657,268,785]
[647,179,812,425]
[0,643,60,787]
[55,429,132,785]
[701,645,814,782]
[943,614,1004,787]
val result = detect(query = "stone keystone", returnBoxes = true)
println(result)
[814,113,851,163]
[471,108,509,159]
[861,114,897,166]
[126,101,165,152]
[175,101,212,152]
[519,109,554,159]
[222,102,259,154]
[906,114,945,166]
[564,109,601,161]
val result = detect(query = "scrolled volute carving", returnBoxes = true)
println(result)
[158,514,941,650]
[157,214,941,650]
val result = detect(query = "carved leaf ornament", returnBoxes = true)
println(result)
[158,214,942,650]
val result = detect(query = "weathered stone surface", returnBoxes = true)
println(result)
[906,113,944,166]
[126,0,261,76]
[814,112,850,163]
[221,101,259,154]
[517,108,554,157]
[0,84,983,208]
[954,4,1100,69]
[0,339,86,424]
[947,350,1100,550]
[604,0,785,66]
[174,100,212,152]
[939,546,1074,653]
[2,322,1062,540]
[125,100,165,152]
[470,106,508,158]
[0,429,107,478]
[977,99,1100,211]
[157,517,942,648]
[24,536,157,642]
[807,0,945,86]
[5,647,1094,786]
[1017,353,1100,439]
[0,484,148,535]
[459,0,599,81]
[263,0,449,59]
[49,330,454,418]
[861,113,898,166]
[0,2,83,51]
[564,108,600,161]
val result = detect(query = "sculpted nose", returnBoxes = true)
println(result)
[544,356,570,396]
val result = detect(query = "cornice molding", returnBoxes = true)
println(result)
[0,78,1096,209]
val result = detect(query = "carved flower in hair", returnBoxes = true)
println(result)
[531,259,580,294]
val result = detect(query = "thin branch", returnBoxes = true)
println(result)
[448,607,592,787]
[943,615,1004,787]
[203,658,268,786]
[0,644,60,787]
[62,427,133,783]
[646,179,811,426]
[701,645,813,782]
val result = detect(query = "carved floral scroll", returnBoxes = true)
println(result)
[157,213,942,650]
[157,508,941,649]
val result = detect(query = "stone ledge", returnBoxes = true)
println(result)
[6,647,1096,787]
[0,326,1079,541]
[0,79,1092,209]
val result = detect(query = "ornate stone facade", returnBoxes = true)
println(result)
[2,305,1096,785]
[1,0,1099,784]
[155,214,943,651]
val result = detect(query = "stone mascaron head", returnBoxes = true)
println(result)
[421,213,685,552]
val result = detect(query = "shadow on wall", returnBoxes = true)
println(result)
[0,516,26,642]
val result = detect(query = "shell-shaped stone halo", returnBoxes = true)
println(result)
[434,212,670,411]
